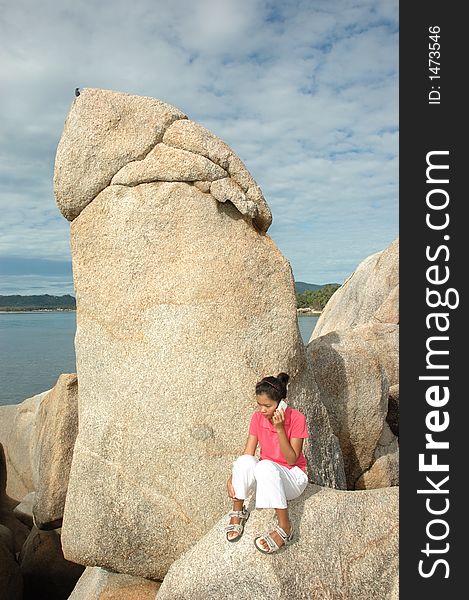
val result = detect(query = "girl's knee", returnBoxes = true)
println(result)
[254,459,280,479]
[233,454,258,469]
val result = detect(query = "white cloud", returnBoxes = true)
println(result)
[0,0,398,291]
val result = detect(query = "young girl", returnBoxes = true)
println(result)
[225,372,309,553]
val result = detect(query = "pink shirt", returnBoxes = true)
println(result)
[248,407,309,472]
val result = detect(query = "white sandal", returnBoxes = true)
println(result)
[225,507,250,542]
[254,524,294,553]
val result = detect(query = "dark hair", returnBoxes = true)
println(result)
[255,372,290,403]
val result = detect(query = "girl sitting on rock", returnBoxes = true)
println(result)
[225,372,309,553]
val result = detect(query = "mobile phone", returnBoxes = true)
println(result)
[277,400,288,412]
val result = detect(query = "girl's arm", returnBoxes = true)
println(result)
[242,434,258,456]
[273,410,304,465]
[277,433,304,466]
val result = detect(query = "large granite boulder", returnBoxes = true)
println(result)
[307,328,396,489]
[68,567,161,599]
[306,240,399,490]
[157,484,399,600]
[55,89,345,580]
[311,238,399,340]
[33,373,79,529]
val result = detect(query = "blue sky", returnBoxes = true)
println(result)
[0,0,398,295]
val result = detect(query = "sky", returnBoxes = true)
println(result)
[0,0,398,295]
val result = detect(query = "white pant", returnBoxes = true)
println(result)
[231,455,308,509]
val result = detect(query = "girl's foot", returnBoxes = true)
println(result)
[225,507,250,542]
[256,522,292,552]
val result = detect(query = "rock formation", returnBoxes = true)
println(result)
[53,88,345,580]
[311,238,399,340]
[306,239,399,489]
[0,376,84,599]
[157,484,399,600]
[0,390,50,502]
[33,373,78,529]
[0,374,79,513]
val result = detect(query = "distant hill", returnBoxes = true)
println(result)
[0,294,76,311]
[1,284,339,311]
[295,281,339,294]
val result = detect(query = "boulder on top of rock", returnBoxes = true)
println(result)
[55,90,344,580]
[54,88,186,221]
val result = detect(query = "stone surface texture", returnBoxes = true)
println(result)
[33,373,79,530]
[68,567,161,599]
[311,238,399,340]
[55,90,344,580]
[157,485,399,600]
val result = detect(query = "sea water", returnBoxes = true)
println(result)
[0,312,318,406]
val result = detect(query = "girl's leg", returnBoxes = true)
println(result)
[254,461,308,550]
[227,455,258,540]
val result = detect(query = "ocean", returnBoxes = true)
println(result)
[0,312,318,406]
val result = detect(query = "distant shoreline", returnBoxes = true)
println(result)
[0,309,76,313]
[2,307,322,315]
[297,308,322,316]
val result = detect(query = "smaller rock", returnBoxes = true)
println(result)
[210,178,258,219]
[163,119,231,170]
[33,373,78,530]
[245,185,272,233]
[307,329,389,488]
[18,526,85,600]
[68,566,161,599]
[227,153,257,192]
[0,391,50,502]
[356,450,399,489]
